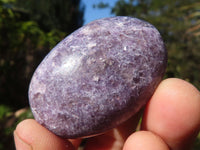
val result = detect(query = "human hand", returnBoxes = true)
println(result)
[14,78,200,150]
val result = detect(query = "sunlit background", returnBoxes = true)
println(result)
[0,0,200,149]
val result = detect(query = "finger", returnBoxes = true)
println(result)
[123,131,170,150]
[14,119,77,150]
[142,78,200,150]
[84,110,142,150]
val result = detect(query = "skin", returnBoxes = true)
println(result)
[14,78,200,150]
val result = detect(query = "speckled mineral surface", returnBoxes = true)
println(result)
[29,16,167,138]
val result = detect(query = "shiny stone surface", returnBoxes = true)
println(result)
[29,16,167,138]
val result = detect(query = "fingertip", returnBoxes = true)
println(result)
[123,131,169,150]
[14,130,32,150]
[142,78,200,149]
[14,119,75,150]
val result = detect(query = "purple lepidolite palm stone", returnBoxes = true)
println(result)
[29,16,167,138]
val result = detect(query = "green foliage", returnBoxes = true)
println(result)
[0,0,84,109]
[110,0,200,90]
[0,105,11,119]
[93,2,110,9]
[14,0,85,34]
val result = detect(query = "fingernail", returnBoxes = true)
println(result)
[14,130,32,150]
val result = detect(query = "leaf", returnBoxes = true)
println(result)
[93,2,110,9]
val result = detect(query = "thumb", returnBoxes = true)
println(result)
[14,119,75,150]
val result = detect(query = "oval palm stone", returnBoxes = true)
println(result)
[29,16,167,138]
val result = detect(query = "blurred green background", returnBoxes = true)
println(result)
[0,0,199,149]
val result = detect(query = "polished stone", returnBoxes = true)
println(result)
[29,16,167,138]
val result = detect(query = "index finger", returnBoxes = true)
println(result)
[142,78,200,150]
